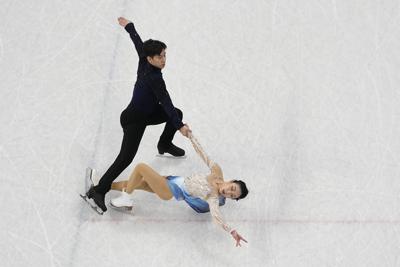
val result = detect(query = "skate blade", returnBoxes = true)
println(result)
[156,154,187,159]
[80,193,104,215]
[110,202,134,213]
[85,168,95,192]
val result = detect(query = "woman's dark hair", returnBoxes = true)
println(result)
[232,180,248,201]
[143,39,167,57]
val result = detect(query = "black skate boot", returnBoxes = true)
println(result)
[87,187,107,212]
[157,142,185,157]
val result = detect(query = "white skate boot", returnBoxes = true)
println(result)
[110,189,134,212]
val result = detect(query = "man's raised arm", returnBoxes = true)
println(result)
[118,17,144,57]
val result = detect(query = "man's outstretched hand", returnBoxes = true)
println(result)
[118,17,130,27]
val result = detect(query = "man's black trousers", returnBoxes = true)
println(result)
[95,105,183,194]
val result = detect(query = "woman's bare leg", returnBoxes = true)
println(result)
[111,180,154,193]
[111,181,127,191]
[112,163,172,200]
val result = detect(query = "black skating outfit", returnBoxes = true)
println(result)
[90,22,185,211]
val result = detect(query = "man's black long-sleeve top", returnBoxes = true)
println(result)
[124,22,183,130]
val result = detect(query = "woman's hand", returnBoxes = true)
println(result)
[179,124,192,138]
[230,230,248,247]
[118,17,130,27]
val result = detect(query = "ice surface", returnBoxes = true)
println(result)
[1,0,400,266]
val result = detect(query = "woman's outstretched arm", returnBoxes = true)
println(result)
[189,134,223,176]
[207,197,248,247]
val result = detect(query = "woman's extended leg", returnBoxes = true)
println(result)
[112,163,173,200]
[111,181,127,191]
[111,180,154,193]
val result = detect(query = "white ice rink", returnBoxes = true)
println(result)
[1,0,400,266]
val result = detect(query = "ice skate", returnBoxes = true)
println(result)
[80,168,107,215]
[157,142,186,158]
[110,189,134,213]
[89,168,100,186]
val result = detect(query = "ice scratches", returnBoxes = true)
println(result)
[28,1,105,77]
[0,36,3,61]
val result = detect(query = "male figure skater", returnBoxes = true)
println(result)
[86,17,191,213]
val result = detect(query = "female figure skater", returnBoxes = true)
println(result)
[110,134,249,247]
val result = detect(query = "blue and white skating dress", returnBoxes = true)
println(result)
[166,173,232,233]
[165,134,234,233]
[166,175,226,213]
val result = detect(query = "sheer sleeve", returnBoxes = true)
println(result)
[189,135,222,176]
[207,196,232,233]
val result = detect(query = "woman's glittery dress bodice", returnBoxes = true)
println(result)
[184,174,212,199]
[186,135,232,233]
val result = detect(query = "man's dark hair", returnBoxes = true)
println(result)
[232,180,248,201]
[143,39,167,57]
